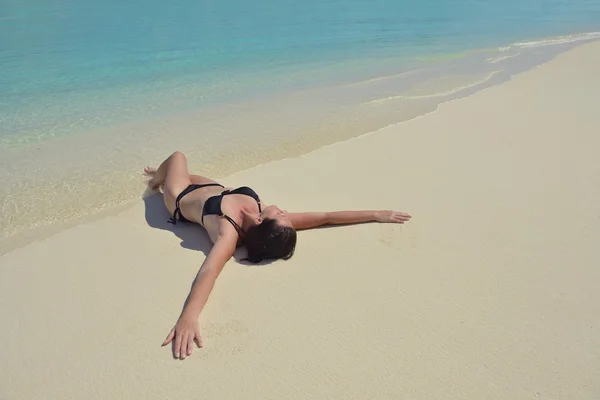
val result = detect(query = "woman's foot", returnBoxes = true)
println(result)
[144,166,162,190]
[144,166,156,176]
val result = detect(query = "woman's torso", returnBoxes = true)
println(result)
[175,185,260,244]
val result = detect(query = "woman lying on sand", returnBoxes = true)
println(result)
[145,151,412,359]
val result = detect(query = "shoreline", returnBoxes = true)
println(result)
[5,30,600,149]
[2,36,599,255]
[1,39,599,400]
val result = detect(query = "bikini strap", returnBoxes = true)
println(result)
[168,183,224,225]
[168,188,188,225]
[221,214,246,238]
[168,201,183,225]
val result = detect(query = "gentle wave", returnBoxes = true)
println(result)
[499,31,600,51]
[486,53,522,64]
[363,71,502,104]
[345,70,417,86]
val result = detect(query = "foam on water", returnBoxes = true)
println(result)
[511,31,600,48]
[364,71,503,103]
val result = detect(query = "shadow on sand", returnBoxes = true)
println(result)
[142,191,272,264]
[143,191,214,256]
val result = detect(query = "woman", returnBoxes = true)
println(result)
[145,151,411,359]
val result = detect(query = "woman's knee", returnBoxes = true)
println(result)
[170,151,186,161]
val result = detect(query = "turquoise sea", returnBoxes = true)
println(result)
[1,0,600,245]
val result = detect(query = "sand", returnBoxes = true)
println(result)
[1,41,599,399]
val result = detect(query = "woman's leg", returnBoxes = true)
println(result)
[145,151,192,213]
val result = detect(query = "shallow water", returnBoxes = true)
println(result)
[1,0,600,246]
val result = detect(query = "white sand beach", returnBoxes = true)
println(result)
[1,41,599,399]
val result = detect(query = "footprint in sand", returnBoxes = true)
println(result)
[409,224,419,249]
[378,225,403,247]
[202,319,249,338]
[378,224,419,249]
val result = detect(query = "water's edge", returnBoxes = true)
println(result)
[1,36,598,255]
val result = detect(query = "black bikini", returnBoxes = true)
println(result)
[168,183,262,235]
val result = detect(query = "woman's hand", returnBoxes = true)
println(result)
[374,210,412,224]
[162,313,203,359]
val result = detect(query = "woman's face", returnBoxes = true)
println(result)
[260,205,292,226]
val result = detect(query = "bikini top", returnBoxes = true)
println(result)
[201,186,262,235]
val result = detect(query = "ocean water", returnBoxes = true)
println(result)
[1,0,600,248]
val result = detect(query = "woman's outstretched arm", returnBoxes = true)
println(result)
[288,210,411,230]
[162,232,237,359]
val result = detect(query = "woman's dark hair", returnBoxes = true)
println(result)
[242,218,297,263]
